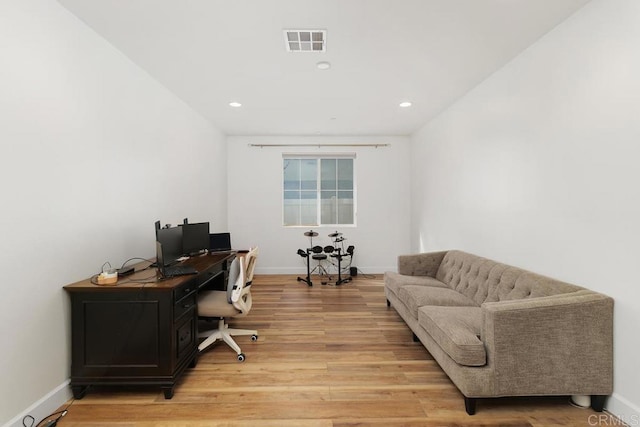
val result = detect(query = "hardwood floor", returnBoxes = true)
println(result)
[56,274,615,426]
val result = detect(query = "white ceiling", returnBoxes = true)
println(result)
[58,0,590,136]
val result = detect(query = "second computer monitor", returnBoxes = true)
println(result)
[181,222,210,255]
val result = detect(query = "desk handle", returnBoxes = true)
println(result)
[184,288,191,294]
[182,303,192,309]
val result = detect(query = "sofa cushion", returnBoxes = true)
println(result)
[384,271,449,298]
[418,306,486,367]
[397,285,477,319]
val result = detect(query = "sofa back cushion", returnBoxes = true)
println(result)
[435,250,582,306]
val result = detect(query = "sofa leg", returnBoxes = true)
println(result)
[386,299,390,307]
[464,397,477,415]
[591,395,606,412]
[412,333,419,343]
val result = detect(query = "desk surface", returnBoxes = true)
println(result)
[64,252,234,291]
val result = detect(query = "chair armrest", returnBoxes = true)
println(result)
[481,291,613,396]
[397,251,448,276]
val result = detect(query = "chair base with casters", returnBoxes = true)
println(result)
[198,318,258,362]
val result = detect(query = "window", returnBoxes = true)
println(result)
[283,155,355,226]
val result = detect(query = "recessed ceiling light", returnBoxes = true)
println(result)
[316,61,331,70]
[399,101,412,108]
[229,102,242,108]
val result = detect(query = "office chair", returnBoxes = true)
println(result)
[197,248,259,362]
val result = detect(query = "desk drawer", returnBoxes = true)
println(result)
[176,309,196,360]
[174,280,197,301]
[174,293,196,321]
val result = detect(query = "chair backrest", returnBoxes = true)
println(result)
[225,255,255,316]
[226,256,246,304]
[244,246,259,285]
[226,248,259,316]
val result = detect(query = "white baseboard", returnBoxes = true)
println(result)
[3,380,71,427]
[604,393,640,426]
[255,266,392,275]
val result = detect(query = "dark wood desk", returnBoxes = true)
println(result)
[64,252,234,399]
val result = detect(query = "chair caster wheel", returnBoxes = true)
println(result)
[237,353,246,362]
[251,334,258,341]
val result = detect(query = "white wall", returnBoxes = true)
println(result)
[227,136,411,274]
[0,1,226,425]
[411,0,639,421]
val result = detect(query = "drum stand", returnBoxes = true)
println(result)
[296,249,313,286]
[332,248,352,286]
[297,230,318,287]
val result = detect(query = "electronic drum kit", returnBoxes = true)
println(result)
[297,230,355,287]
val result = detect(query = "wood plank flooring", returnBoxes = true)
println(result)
[55,274,616,426]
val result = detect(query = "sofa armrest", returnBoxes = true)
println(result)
[397,251,448,276]
[481,290,613,396]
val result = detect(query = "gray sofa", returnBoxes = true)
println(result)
[384,250,613,414]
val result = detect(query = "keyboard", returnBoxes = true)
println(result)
[163,265,198,277]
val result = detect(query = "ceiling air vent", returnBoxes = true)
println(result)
[284,29,326,52]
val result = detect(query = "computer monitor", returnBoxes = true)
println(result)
[181,222,210,256]
[156,226,183,266]
[209,232,232,253]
